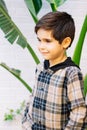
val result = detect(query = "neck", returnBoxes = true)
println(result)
[49,55,67,67]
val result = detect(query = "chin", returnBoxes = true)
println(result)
[42,55,51,60]
[43,57,50,60]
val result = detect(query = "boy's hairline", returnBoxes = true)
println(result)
[35,11,75,48]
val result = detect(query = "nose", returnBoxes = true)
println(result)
[38,42,46,50]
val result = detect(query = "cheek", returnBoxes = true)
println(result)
[50,45,63,55]
[49,45,58,51]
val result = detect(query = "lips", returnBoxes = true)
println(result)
[41,51,49,55]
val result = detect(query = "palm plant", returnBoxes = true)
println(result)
[0,0,87,96]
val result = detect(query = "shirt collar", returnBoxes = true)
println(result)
[44,57,80,72]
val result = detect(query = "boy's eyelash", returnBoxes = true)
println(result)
[45,39,51,42]
[37,38,41,42]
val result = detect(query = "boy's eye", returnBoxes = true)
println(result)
[37,37,41,42]
[45,39,51,43]
[37,37,52,43]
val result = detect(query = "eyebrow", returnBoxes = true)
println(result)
[37,37,52,41]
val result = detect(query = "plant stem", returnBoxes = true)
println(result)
[50,3,57,12]
[27,44,40,64]
[0,63,32,93]
[72,15,87,66]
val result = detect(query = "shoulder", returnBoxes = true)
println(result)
[66,66,82,75]
[66,66,83,82]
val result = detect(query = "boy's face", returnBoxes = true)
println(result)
[37,28,67,66]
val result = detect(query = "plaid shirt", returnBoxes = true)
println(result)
[22,57,87,130]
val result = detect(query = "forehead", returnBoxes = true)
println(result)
[37,28,53,39]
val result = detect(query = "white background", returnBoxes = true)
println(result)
[0,0,87,129]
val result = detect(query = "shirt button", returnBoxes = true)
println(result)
[41,88,44,91]
[39,121,41,124]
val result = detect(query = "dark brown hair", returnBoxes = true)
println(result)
[35,11,75,47]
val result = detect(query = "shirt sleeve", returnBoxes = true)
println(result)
[22,68,37,130]
[65,68,87,129]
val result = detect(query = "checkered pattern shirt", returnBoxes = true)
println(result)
[22,57,87,130]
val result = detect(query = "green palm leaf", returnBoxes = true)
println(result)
[24,0,42,23]
[0,0,8,12]
[0,1,40,64]
[46,0,67,11]
[0,63,32,93]
[72,15,87,66]
[84,74,87,96]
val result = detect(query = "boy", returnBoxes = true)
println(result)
[22,11,87,130]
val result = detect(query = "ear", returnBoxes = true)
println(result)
[62,37,71,49]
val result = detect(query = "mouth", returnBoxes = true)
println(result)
[41,51,49,55]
